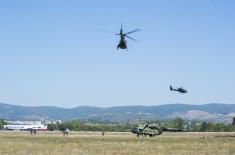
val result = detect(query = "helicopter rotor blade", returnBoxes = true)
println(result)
[125,29,141,35]
[120,24,123,35]
[125,34,138,41]
[96,29,116,34]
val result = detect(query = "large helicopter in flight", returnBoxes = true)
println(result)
[97,25,140,50]
[170,85,187,94]
[116,25,140,50]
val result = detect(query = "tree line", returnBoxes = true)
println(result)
[2,117,235,132]
[47,120,136,132]
[47,117,235,132]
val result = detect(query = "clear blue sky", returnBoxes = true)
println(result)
[0,0,234,107]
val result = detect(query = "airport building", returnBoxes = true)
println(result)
[3,120,47,131]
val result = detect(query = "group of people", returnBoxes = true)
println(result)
[29,128,37,135]
[29,128,106,136]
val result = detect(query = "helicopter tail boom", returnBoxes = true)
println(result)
[162,127,185,132]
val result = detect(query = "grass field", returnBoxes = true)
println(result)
[0,131,235,155]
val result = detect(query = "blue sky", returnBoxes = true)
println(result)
[0,0,235,107]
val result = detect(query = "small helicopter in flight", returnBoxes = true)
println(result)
[116,25,141,50]
[170,85,187,94]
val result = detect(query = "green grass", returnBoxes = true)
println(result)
[0,131,235,155]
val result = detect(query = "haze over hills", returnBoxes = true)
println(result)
[1,103,235,123]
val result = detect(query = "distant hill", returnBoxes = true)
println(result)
[1,103,235,123]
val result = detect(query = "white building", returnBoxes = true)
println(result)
[4,120,47,131]
[5,120,42,125]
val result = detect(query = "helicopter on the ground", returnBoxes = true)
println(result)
[170,85,187,94]
[116,25,140,50]
[131,122,184,137]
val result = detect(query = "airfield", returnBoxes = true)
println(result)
[0,131,235,155]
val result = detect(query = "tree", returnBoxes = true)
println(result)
[232,117,235,125]
[200,122,208,132]
[47,124,59,131]
[0,119,6,129]
[58,123,67,131]
[0,121,2,129]
[173,117,184,129]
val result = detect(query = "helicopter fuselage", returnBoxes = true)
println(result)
[172,88,187,93]
[117,35,127,49]
[114,26,139,50]
[170,85,187,93]
[131,123,185,137]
